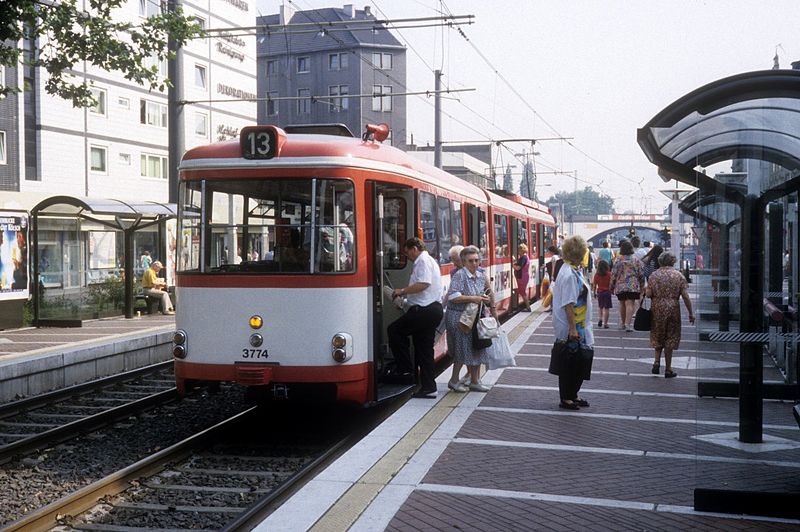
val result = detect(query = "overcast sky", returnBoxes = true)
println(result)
[255,0,800,211]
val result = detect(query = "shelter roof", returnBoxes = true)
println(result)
[32,196,175,219]
[638,69,800,199]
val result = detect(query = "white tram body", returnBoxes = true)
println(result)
[173,124,556,405]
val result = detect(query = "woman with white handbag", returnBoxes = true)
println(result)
[445,245,497,392]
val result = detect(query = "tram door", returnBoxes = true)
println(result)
[509,217,520,311]
[372,182,416,400]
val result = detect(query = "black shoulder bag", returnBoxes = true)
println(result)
[471,302,493,349]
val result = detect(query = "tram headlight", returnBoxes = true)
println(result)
[330,333,353,363]
[173,345,187,359]
[249,315,263,329]
[173,330,187,345]
[249,333,263,347]
[332,334,347,349]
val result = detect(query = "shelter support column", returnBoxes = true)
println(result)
[124,229,135,319]
[739,196,763,443]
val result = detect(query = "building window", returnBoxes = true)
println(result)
[118,96,130,109]
[266,91,278,116]
[297,88,311,114]
[328,52,349,70]
[0,131,6,165]
[194,112,208,137]
[90,146,107,173]
[140,99,167,127]
[297,56,310,73]
[145,54,168,77]
[89,88,106,116]
[0,68,5,99]
[266,60,278,75]
[119,153,131,166]
[139,0,162,17]
[372,52,392,70]
[193,16,206,30]
[329,85,349,112]
[141,153,168,179]
[194,64,207,89]
[372,85,392,112]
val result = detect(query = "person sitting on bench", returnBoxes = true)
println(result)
[142,261,174,315]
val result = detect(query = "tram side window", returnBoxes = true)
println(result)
[518,220,528,251]
[479,210,487,258]
[436,196,452,264]
[314,180,355,273]
[494,214,508,258]
[178,182,202,272]
[382,197,407,269]
[420,191,438,261]
[543,225,555,252]
[531,223,538,257]
[452,201,463,247]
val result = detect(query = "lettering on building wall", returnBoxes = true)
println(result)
[217,83,256,101]
[219,32,246,47]
[216,42,245,62]
[220,0,249,11]
[217,124,239,141]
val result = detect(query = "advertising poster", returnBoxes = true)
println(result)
[0,212,28,300]
[88,231,116,269]
[166,218,177,286]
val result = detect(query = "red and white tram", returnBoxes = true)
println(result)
[172,124,556,405]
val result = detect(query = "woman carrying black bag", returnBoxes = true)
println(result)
[549,235,594,410]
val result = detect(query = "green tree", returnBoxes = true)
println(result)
[0,0,203,106]
[546,186,615,217]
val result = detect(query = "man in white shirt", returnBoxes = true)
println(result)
[632,236,648,261]
[389,237,444,398]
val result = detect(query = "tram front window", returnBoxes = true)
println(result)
[177,179,356,274]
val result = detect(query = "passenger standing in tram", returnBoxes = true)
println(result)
[551,236,593,409]
[389,238,444,399]
[513,243,532,312]
[445,245,496,393]
[610,240,645,332]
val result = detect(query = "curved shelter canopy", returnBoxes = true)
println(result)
[638,69,800,199]
[31,196,176,323]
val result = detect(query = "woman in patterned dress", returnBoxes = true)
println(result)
[446,246,497,392]
[610,239,645,332]
[645,252,695,378]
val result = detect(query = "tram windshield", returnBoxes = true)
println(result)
[178,178,355,274]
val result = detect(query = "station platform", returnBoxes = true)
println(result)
[260,305,800,531]
[0,314,174,403]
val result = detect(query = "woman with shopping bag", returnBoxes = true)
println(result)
[549,235,594,410]
[445,245,497,392]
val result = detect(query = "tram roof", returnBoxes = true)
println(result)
[638,69,800,199]
[182,130,492,204]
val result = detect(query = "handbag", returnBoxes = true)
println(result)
[477,316,499,339]
[548,339,579,376]
[458,302,480,333]
[471,303,493,349]
[633,299,651,331]
[486,331,516,370]
[548,340,593,380]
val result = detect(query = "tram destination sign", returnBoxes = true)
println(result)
[240,126,278,160]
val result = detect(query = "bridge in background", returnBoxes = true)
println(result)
[560,213,693,248]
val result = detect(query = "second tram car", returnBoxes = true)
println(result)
[172,124,556,405]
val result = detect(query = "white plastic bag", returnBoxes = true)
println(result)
[486,332,516,370]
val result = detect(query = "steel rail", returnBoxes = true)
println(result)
[3,407,260,532]
[0,388,177,463]
[0,360,174,419]
[222,434,352,531]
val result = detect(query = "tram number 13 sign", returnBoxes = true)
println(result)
[240,126,278,159]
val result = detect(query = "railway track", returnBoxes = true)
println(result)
[7,404,364,531]
[0,361,177,464]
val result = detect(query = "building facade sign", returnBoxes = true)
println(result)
[217,83,257,101]
[221,0,249,12]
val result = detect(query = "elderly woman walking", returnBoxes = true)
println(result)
[551,236,594,410]
[446,245,497,392]
[645,252,695,378]
[610,239,645,332]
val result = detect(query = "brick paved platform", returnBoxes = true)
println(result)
[263,301,800,531]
